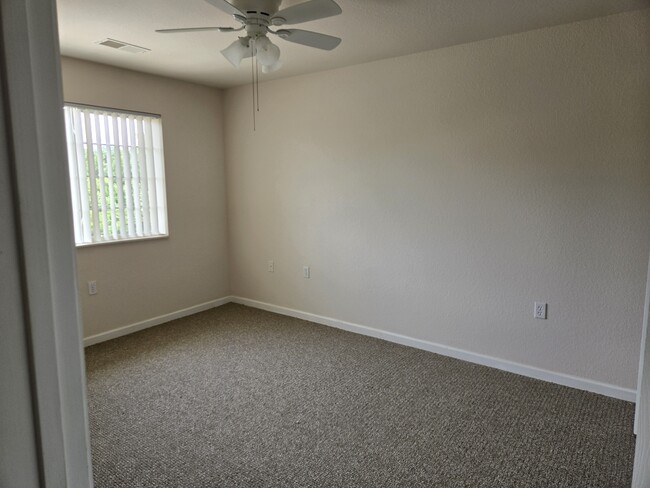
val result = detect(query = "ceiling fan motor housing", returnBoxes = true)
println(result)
[231,0,285,37]
[232,0,282,17]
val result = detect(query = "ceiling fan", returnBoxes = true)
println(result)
[156,0,343,73]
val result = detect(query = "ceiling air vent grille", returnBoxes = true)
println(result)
[96,38,150,54]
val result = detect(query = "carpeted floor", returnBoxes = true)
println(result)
[85,303,636,487]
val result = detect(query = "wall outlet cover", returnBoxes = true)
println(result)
[534,302,547,319]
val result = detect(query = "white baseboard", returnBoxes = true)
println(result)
[231,296,637,403]
[83,294,636,402]
[83,296,232,347]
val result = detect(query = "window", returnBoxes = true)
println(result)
[63,104,168,246]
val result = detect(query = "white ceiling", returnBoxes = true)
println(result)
[57,0,650,89]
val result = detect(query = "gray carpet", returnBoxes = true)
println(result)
[86,303,635,487]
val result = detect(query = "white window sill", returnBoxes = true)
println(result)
[75,234,169,248]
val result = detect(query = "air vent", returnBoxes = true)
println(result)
[96,38,150,54]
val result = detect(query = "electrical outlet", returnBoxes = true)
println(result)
[303,266,310,279]
[267,260,274,272]
[88,280,97,296]
[534,302,547,319]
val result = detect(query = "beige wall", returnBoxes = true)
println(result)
[224,10,650,389]
[61,57,230,338]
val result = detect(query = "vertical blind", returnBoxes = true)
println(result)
[63,104,168,245]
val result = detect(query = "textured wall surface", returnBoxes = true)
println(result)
[61,57,230,338]
[224,10,650,389]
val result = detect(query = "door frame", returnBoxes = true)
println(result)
[633,254,650,487]
[0,0,92,485]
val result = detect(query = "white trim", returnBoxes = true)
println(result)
[76,233,169,248]
[231,296,636,403]
[634,252,650,433]
[2,0,94,484]
[84,294,636,402]
[83,297,231,346]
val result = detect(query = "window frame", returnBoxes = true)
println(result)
[63,102,169,247]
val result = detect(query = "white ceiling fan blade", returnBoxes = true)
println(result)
[204,0,244,17]
[275,29,341,50]
[272,0,341,26]
[156,27,231,34]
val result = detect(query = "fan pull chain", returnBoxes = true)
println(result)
[256,53,260,112]
[251,38,256,131]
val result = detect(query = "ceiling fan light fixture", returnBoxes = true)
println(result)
[261,60,282,74]
[255,36,281,67]
[220,37,251,67]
